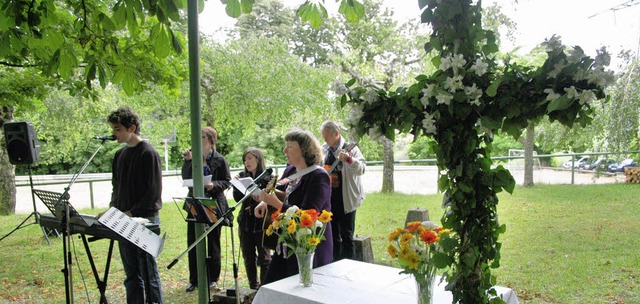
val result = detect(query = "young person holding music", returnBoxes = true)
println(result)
[254,128,333,284]
[320,120,366,261]
[107,106,164,303]
[181,126,231,292]
[232,147,273,290]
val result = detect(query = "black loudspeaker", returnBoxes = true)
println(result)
[4,121,40,165]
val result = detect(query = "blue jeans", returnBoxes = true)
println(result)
[118,214,163,304]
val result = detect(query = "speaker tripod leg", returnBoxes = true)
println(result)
[0,212,35,242]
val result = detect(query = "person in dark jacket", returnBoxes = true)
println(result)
[107,106,164,304]
[232,147,273,290]
[255,128,333,284]
[181,126,231,292]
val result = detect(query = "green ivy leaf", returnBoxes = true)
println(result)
[546,95,571,113]
[433,252,453,268]
[438,174,449,192]
[486,77,501,97]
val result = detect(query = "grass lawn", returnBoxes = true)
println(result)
[0,183,638,303]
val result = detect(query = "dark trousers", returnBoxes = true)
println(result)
[186,216,221,285]
[332,209,357,261]
[119,214,163,304]
[239,228,271,288]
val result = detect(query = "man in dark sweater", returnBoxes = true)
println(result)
[108,106,164,304]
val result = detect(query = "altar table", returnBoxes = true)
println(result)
[252,259,519,304]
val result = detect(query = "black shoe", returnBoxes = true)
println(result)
[185,283,196,292]
[209,281,217,289]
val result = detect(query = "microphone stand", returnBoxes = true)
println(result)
[168,184,261,304]
[55,137,111,304]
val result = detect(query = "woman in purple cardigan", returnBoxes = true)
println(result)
[255,128,333,284]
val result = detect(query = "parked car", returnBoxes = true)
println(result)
[584,158,616,170]
[562,156,591,169]
[608,158,637,172]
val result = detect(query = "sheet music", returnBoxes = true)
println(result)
[182,175,212,187]
[230,177,255,195]
[98,207,165,258]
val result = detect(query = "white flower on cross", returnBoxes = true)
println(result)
[469,58,488,76]
[567,47,585,64]
[543,88,561,101]
[548,62,566,79]
[451,54,467,70]
[572,67,586,82]
[564,86,578,99]
[422,112,437,135]
[332,79,349,96]
[439,55,452,71]
[347,104,363,121]
[361,88,379,104]
[593,47,611,68]
[436,93,454,106]
[464,83,483,104]
[421,84,437,108]
[577,89,597,105]
[444,75,464,93]
[542,35,564,52]
[587,69,615,87]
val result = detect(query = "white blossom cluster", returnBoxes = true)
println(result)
[418,53,491,135]
[361,88,380,104]
[345,103,364,129]
[422,112,437,135]
[331,79,349,96]
[543,40,615,107]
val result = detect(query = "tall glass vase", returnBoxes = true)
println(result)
[414,275,436,304]
[295,252,315,287]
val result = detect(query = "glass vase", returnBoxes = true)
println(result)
[295,252,315,287]
[414,275,436,304]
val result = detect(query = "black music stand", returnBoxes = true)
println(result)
[34,189,97,227]
[0,164,54,244]
[169,191,258,304]
[51,137,111,304]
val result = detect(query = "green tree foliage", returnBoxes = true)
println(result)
[603,54,640,154]
[198,37,340,167]
[0,0,187,95]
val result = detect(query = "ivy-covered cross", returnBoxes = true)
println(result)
[337,1,613,303]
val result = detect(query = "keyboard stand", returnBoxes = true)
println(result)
[80,235,115,304]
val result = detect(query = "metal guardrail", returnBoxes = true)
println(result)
[15,151,638,209]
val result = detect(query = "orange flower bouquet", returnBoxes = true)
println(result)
[266,205,333,257]
[266,206,332,287]
[388,221,453,303]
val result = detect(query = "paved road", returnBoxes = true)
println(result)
[13,166,626,214]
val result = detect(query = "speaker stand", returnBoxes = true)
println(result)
[0,164,54,244]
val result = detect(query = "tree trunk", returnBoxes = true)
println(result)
[523,121,534,187]
[381,137,394,193]
[1,106,17,215]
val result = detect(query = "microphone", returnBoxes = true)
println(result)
[252,168,273,186]
[93,135,116,141]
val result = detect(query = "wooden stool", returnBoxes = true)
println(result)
[354,235,374,263]
[404,208,430,227]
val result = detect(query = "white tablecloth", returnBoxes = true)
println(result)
[252,259,519,304]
